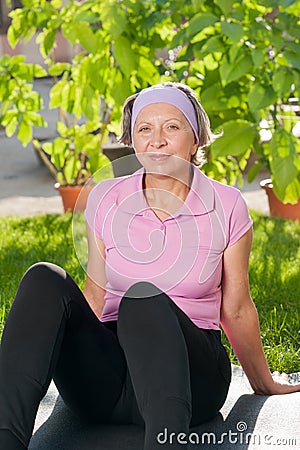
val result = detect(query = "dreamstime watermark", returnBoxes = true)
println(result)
[156,421,298,446]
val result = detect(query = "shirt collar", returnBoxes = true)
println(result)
[115,166,215,217]
[176,165,215,216]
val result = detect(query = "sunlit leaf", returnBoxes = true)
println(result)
[211,120,256,157]
[17,119,32,145]
[248,84,276,112]
[219,54,252,85]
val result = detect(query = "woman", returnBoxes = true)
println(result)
[0,82,299,450]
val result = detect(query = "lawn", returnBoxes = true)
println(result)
[0,210,299,373]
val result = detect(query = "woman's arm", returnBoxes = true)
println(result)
[220,228,300,395]
[82,223,107,319]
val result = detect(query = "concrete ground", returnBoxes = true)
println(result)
[0,131,64,216]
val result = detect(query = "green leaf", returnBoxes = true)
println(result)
[7,25,19,49]
[219,54,252,86]
[51,0,62,7]
[81,85,98,120]
[49,80,65,108]
[201,85,229,112]
[66,82,76,114]
[248,84,276,112]
[107,69,131,106]
[61,22,77,45]
[283,178,300,204]
[42,142,54,155]
[42,30,57,57]
[17,119,32,145]
[33,65,48,78]
[114,36,137,79]
[73,87,83,118]
[272,69,294,99]
[50,138,68,171]
[60,82,71,112]
[194,36,225,58]
[100,3,127,39]
[251,48,265,68]
[229,44,239,63]
[264,0,296,8]
[57,121,69,137]
[285,50,300,70]
[247,160,263,183]
[2,112,18,137]
[74,23,98,54]
[24,111,46,128]
[215,0,235,15]
[73,10,99,24]
[64,156,79,185]
[186,12,218,40]
[48,63,70,77]
[86,57,105,91]
[220,22,244,43]
[136,56,160,85]
[191,0,205,11]
[211,120,256,158]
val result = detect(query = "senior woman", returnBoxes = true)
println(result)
[0,82,299,450]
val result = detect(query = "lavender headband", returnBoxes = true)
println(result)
[131,85,199,145]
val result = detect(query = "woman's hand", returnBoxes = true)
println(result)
[253,372,300,395]
[263,372,300,396]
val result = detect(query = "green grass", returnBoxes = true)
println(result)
[222,211,300,373]
[0,210,299,373]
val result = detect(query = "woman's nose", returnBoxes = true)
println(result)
[150,128,166,148]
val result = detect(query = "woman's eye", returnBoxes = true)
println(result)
[138,126,150,132]
[167,124,179,130]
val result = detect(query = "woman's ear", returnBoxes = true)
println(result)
[191,141,198,155]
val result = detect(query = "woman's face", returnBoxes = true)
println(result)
[132,102,198,175]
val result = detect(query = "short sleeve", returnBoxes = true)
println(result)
[227,192,253,247]
[84,180,112,240]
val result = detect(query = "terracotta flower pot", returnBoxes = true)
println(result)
[54,183,95,213]
[260,179,300,221]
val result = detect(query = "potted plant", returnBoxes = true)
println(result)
[32,120,113,212]
[260,178,300,221]
[0,52,113,212]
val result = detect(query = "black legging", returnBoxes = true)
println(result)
[0,262,231,449]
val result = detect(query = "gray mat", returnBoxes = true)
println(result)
[29,365,300,449]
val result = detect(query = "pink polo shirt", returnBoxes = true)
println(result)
[84,166,253,330]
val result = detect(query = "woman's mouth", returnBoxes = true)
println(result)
[148,153,171,161]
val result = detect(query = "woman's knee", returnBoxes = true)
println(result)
[123,281,162,300]
[118,282,164,319]
[23,262,66,283]
[118,282,175,332]
[19,262,68,298]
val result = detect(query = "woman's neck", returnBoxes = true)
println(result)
[143,167,193,220]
